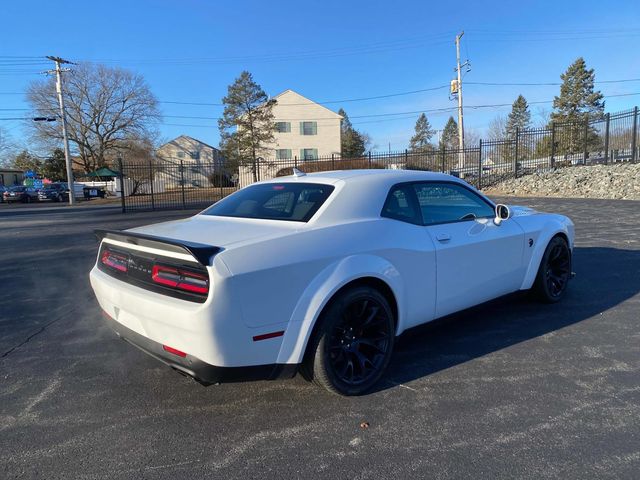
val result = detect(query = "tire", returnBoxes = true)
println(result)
[533,236,571,303]
[301,285,395,396]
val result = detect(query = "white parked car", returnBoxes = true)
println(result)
[90,169,574,395]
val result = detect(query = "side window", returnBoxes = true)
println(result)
[381,185,420,224]
[275,149,292,160]
[413,182,494,225]
[300,121,317,135]
[275,122,291,133]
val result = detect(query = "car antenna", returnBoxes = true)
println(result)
[292,167,306,177]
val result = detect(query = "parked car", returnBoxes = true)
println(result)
[90,169,575,396]
[3,186,39,203]
[38,183,69,202]
[0,185,8,203]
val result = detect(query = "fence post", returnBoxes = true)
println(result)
[331,153,335,170]
[441,148,446,173]
[632,106,638,163]
[368,151,372,168]
[180,159,186,209]
[478,140,483,190]
[294,155,298,169]
[118,157,126,213]
[404,149,408,170]
[513,127,519,178]
[149,160,155,211]
[583,117,589,164]
[550,122,556,169]
[603,113,610,164]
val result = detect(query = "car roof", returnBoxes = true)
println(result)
[260,168,457,185]
[252,169,480,225]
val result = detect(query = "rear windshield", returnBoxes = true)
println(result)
[202,182,334,222]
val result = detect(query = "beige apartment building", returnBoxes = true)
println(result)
[269,90,342,160]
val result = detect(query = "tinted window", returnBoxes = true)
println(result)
[202,183,334,222]
[413,182,494,225]
[381,184,420,224]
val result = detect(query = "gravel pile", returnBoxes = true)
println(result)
[485,163,640,200]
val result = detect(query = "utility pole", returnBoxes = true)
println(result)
[46,56,76,205]
[453,32,470,171]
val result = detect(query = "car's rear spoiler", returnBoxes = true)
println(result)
[94,229,220,266]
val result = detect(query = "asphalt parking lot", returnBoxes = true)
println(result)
[1,197,639,479]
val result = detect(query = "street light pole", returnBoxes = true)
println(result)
[46,56,75,205]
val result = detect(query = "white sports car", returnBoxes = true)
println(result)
[90,169,574,395]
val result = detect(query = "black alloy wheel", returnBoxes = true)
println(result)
[534,236,571,303]
[302,286,395,395]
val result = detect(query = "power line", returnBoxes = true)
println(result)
[5,91,639,123]
[467,78,640,86]
[160,85,450,107]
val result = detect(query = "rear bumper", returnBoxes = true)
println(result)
[104,313,297,385]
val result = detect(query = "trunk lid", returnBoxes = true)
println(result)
[127,215,301,250]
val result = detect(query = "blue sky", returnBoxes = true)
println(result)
[2,0,640,153]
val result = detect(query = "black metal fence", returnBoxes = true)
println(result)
[119,106,639,212]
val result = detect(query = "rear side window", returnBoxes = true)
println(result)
[381,184,421,225]
[202,183,334,222]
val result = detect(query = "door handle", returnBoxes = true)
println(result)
[436,233,451,242]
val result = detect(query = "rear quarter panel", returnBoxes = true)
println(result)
[217,218,437,364]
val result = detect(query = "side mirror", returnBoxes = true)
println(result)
[493,204,511,226]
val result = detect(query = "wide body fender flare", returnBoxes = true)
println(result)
[518,216,574,291]
[276,254,404,365]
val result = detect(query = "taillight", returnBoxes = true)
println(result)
[101,248,128,272]
[152,264,209,295]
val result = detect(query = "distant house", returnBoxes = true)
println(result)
[157,135,224,165]
[156,135,225,189]
[268,90,342,161]
[0,168,23,186]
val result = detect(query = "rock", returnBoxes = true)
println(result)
[484,163,640,200]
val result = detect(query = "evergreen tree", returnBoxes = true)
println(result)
[505,95,531,138]
[550,58,605,153]
[409,113,435,152]
[218,71,276,182]
[41,148,67,181]
[551,57,604,124]
[439,116,459,150]
[11,150,41,173]
[338,108,366,158]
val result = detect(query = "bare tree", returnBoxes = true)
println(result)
[464,128,481,147]
[534,107,551,128]
[0,127,16,166]
[26,63,160,173]
[487,115,507,140]
[106,134,161,195]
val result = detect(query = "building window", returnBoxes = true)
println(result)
[276,149,292,160]
[300,121,317,135]
[176,151,185,158]
[301,148,318,160]
[189,151,200,160]
[275,122,291,133]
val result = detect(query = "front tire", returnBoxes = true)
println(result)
[533,236,571,303]
[301,286,395,396]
